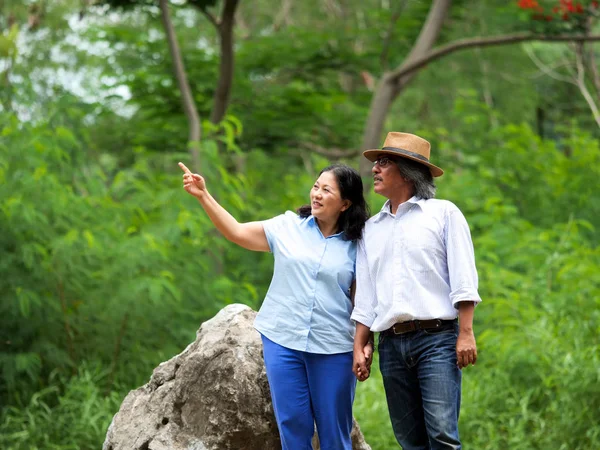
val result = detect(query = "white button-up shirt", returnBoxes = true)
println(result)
[351,197,481,332]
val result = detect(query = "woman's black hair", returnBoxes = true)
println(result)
[297,164,370,241]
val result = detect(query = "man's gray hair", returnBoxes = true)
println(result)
[395,158,437,199]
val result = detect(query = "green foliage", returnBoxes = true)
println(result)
[0,111,269,406]
[353,355,397,448]
[0,364,122,450]
[2,1,600,449]
[462,217,600,449]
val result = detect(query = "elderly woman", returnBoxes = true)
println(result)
[179,161,371,450]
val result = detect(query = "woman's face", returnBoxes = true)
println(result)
[310,170,350,224]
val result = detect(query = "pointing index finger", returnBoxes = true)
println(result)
[178,162,192,174]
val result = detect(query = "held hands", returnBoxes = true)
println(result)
[179,162,206,198]
[353,341,374,382]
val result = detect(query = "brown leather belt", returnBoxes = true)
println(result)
[381,319,456,336]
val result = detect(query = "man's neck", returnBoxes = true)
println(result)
[388,190,415,215]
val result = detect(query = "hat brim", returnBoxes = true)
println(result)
[363,149,444,177]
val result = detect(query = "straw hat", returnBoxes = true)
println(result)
[363,132,444,177]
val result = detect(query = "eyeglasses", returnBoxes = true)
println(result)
[373,156,395,168]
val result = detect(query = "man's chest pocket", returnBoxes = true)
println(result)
[402,234,443,273]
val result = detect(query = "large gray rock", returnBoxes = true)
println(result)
[103,304,371,450]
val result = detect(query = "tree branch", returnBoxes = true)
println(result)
[389,32,600,85]
[582,14,600,104]
[200,7,220,30]
[586,41,600,103]
[524,46,576,85]
[574,42,600,129]
[379,0,409,69]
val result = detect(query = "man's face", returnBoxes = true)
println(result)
[372,154,408,198]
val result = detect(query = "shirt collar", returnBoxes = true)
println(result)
[374,196,425,222]
[409,196,427,208]
[307,215,344,238]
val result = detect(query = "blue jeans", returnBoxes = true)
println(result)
[261,335,356,450]
[379,322,462,450]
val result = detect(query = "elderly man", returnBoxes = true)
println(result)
[352,132,481,450]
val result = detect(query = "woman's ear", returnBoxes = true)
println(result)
[341,200,351,212]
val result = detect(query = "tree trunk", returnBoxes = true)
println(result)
[159,0,201,171]
[359,0,452,183]
[210,0,240,124]
[358,74,397,181]
[273,0,293,31]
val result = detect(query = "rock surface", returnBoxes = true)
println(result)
[103,303,371,450]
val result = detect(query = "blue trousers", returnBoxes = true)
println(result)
[261,335,356,450]
[379,322,462,450]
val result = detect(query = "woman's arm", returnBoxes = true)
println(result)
[179,162,270,252]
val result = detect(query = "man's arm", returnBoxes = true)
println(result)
[353,322,373,381]
[445,208,481,370]
[456,301,477,369]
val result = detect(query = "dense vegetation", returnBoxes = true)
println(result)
[1,1,599,449]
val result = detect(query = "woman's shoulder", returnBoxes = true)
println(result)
[283,210,301,220]
[278,210,308,227]
[265,210,298,223]
[263,210,303,234]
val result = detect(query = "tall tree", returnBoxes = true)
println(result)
[192,0,240,124]
[159,0,201,170]
[100,0,241,169]
[358,0,600,180]
[360,0,451,178]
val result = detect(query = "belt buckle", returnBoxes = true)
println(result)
[431,319,442,329]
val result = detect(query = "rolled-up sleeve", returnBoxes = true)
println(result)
[350,238,378,327]
[446,209,482,307]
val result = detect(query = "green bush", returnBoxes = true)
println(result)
[0,364,122,450]
[2,110,599,449]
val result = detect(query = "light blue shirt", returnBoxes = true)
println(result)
[254,211,357,354]
[351,197,481,332]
